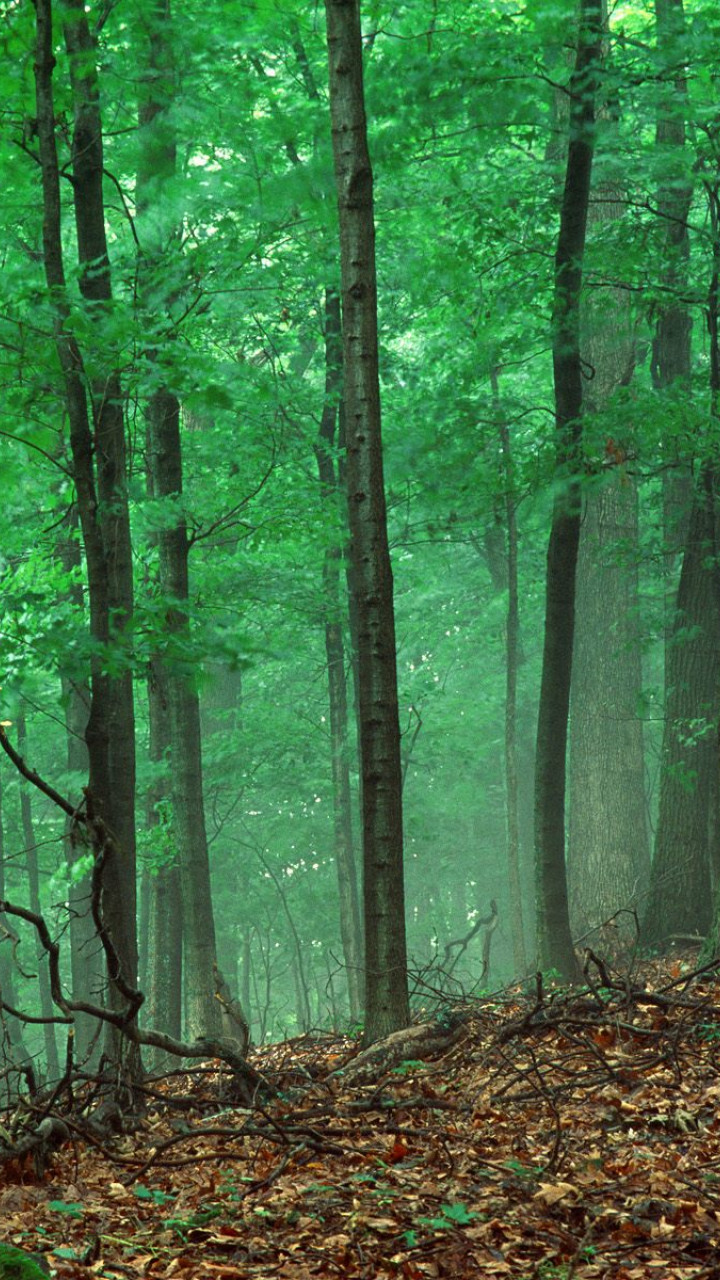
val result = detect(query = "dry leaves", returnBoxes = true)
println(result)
[1,957,720,1277]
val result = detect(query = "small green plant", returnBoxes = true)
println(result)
[391,1059,427,1076]
[134,1185,176,1206]
[535,1263,571,1280]
[697,1021,720,1044]
[162,1206,224,1241]
[504,1158,543,1181]
[47,1201,84,1220]
[417,1201,478,1230]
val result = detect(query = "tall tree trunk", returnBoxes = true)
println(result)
[490,369,527,976]
[648,181,720,947]
[653,0,694,701]
[535,0,602,980]
[643,468,719,943]
[143,661,183,1062]
[16,715,59,1080]
[568,165,650,949]
[314,287,364,1023]
[57,517,101,1065]
[138,0,224,1041]
[324,0,410,1045]
[0,772,31,1098]
[33,0,139,1073]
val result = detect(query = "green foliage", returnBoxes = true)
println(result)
[46,1202,83,1220]
[0,0,718,1056]
[416,1202,479,1230]
[0,1246,49,1280]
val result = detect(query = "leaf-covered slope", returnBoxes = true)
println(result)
[1,956,719,1278]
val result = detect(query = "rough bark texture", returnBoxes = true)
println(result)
[325,0,410,1044]
[649,185,720,947]
[643,470,719,943]
[315,288,363,1023]
[34,0,139,1069]
[568,176,650,950]
[535,0,602,981]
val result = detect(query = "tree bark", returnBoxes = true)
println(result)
[568,161,650,949]
[57,515,101,1065]
[33,0,139,1072]
[535,0,602,980]
[314,287,364,1024]
[648,181,720,947]
[17,715,59,1080]
[138,0,224,1042]
[143,661,183,1062]
[0,772,31,1098]
[490,369,527,977]
[324,0,410,1044]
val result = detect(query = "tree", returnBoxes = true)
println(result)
[137,0,226,1043]
[535,0,602,980]
[324,0,410,1043]
[314,288,363,1023]
[33,0,140,1069]
[567,33,650,951]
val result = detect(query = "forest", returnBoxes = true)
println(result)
[0,0,719,1274]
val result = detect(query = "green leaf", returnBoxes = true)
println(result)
[47,1201,84,1219]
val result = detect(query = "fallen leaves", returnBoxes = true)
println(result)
[2,957,720,1276]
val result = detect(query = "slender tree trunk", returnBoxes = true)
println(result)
[0,772,31,1096]
[57,517,101,1064]
[138,0,225,1041]
[34,0,139,1073]
[490,369,527,976]
[653,0,694,727]
[16,715,59,1080]
[143,661,183,1061]
[325,0,410,1045]
[314,287,363,1023]
[535,0,602,980]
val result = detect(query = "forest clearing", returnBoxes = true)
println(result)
[0,954,717,1280]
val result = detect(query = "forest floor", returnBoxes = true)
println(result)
[1,954,720,1279]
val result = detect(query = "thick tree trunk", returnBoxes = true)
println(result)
[650,185,720,947]
[535,0,602,980]
[325,0,410,1044]
[315,288,364,1024]
[34,0,139,1073]
[643,469,719,943]
[568,174,650,951]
